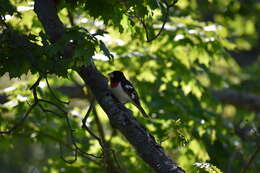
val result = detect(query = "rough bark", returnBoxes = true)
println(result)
[78,66,185,173]
[33,0,185,172]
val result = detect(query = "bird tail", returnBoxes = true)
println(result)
[135,104,150,118]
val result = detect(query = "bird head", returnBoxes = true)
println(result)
[108,71,125,82]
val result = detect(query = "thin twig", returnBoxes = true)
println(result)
[63,114,78,163]
[38,96,102,159]
[241,146,260,173]
[0,102,38,135]
[129,0,178,42]
[30,76,43,91]
[33,79,102,160]
[38,99,67,114]
[82,99,95,129]
[31,79,67,118]
[59,141,78,164]
[30,76,43,103]
[38,99,102,160]
[38,103,63,118]
[147,0,178,42]
[29,77,102,160]
[65,111,103,159]
[60,143,79,164]
[45,77,69,105]
[81,99,103,146]
[34,129,100,163]
[0,77,42,135]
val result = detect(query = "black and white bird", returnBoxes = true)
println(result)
[108,71,149,118]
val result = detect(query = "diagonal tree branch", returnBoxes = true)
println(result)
[78,66,185,173]
[34,0,184,172]
[212,89,260,113]
[34,0,64,43]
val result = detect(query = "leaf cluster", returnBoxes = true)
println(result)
[0,27,113,77]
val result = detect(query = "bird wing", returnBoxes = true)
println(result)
[120,79,141,106]
[121,79,150,118]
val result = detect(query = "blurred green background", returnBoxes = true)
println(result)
[0,0,259,172]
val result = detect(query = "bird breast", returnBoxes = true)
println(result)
[110,82,131,104]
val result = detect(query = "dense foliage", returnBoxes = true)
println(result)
[0,0,259,173]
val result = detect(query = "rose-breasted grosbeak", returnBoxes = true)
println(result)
[108,71,149,118]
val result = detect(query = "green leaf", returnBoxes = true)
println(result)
[99,40,114,60]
